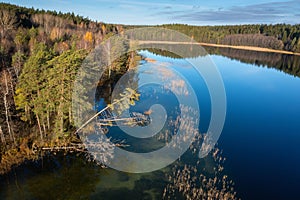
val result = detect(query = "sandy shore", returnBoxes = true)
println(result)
[138,40,300,56]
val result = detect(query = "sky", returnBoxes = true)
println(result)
[2,0,300,25]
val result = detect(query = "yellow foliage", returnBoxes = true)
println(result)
[84,31,93,43]
[15,88,23,94]
[50,27,60,40]
[101,24,106,34]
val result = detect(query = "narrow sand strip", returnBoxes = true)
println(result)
[137,40,300,56]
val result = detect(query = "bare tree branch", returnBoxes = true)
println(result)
[0,9,18,36]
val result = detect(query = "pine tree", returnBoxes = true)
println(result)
[45,49,88,139]
[15,43,54,140]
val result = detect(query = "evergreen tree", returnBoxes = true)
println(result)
[15,43,54,140]
[45,49,88,139]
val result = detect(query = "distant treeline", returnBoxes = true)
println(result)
[161,24,300,52]
[125,24,300,52]
[0,2,121,28]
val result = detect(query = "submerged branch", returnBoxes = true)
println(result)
[74,88,140,135]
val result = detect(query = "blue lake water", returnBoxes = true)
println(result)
[1,50,300,199]
[213,55,300,199]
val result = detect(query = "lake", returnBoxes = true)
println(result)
[1,48,300,199]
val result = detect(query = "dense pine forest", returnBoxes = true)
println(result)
[1,2,300,174]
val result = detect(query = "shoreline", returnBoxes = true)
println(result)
[198,42,300,56]
[137,40,300,56]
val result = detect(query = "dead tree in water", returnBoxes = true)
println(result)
[74,88,142,135]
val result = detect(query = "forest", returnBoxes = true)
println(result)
[1,2,300,173]
[0,3,133,173]
[125,23,300,52]
[159,24,300,52]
